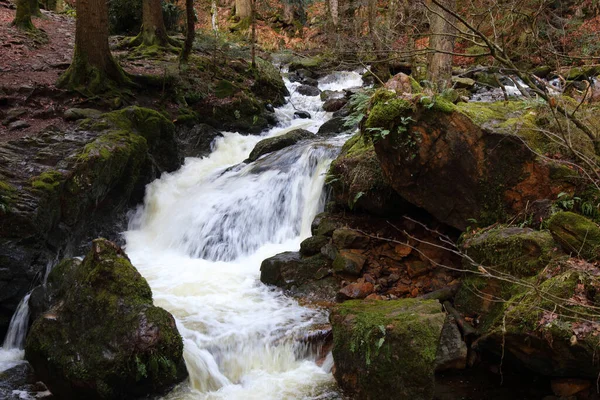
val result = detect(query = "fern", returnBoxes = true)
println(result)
[344,90,374,128]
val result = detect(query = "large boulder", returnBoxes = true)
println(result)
[246,129,313,162]
[369,94,578,230]
[331,299,445,400]
[175,123,223,158]
[25,239,187,399]
[0,107,182,338]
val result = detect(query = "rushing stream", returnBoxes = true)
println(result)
[121,71,363,399]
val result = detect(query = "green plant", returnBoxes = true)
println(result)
[557,192,581,211]
[344,90,374,128]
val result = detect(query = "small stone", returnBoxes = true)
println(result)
[323,98,347,112]
[337,282,374,300]
[452,76,476,89]
[551,378,591,397]
[333,250,366,275]
[302,77,319,87]
[64,108,103,121]
[332,228,369,249]
[406,260,432,278]
[8,120,30,131]
[435,315,468,371]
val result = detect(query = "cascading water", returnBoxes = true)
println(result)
[124,70,363,399]
[0,293,31,373]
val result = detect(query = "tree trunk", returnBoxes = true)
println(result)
[250,0,256,68]
[30,0,41,17]
[131,0,180,49]
[211,0,218,32]
[236,0,251,19]
[330,0,339,27]
[180,0,195,64]
[58,0,129,94]
[426,0,455,90]
[12,0,36,30]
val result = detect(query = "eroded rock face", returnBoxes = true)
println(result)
[369,96,575,230]
[0,106,182,338]
[25,239,187,400]
[331,299,445,400]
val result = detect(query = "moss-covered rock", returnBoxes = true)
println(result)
[25,239,187,399]
[369,94,577,230]
[462,227,558,277]
[477,260,600,378]
[0,106,182,337]
[299,235,330,256]
[548,212,600,260]
[327,132,412,216]
[330,299,445,400]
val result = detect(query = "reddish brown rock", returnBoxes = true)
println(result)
[551,378,591,397]
[337,282,375,300]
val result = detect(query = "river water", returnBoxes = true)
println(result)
[121,71,363,399]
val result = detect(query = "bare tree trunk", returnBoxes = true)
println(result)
[12,0,35,30]
[131,0,180,49]
[58,0,129,94]
[180,0,195,64]
[426,0,455,90]
[211,0,219,32]
[330,0,339,26]
[250,0,256,68]
[236,0,251,19]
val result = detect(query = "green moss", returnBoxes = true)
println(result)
[456,101,530,127]
[214,80,237,98]
[31,170,65,193]
[462,227,557,277]
[0,180,16,212]
[409,76,422,93]
[365,98,413,130]
[548,211,600,260]
[331,299,445,399]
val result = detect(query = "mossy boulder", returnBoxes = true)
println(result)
[462,227,558,277]
[300,235,330,256]
[477,261,600,378]
[0,107,182,338]
[25,239,187,399]
[251,58,289,107]
[548,212,600,260]
[370,95,577,230]
[328,132,413,216]
[247,128,313,162]
[260,251,338,301]
[330,299,445,400]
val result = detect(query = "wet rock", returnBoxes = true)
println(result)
[462,227,558,277]
[317,117,348,136]
[323,98,348,112]
[337,281,374,300]
[247,128,313,162]
[321,90,344,102]
[551,378,591,397]
[332,102,352,118]
[370,98,576,230]
[303,77,319,87]
[333,250,366,275]
[260,252,338,301]
[294,110,311,119]
[300,235,330,256]
[321,243,339,260]
[0,363,51,400]
[312,213,345,237]
[297,84,321,97]
[63,107,103,121]
[331,299,445,400]
[548,212,600,260]
[265,103,275,112]
[2,108,26,125]
[176,123,223,158]
[25,239,187,399]
[7,120,30,131]
[435,315,467,371]
[332,228,369,249]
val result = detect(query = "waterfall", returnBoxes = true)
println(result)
[124,70,363,399]
[0,293,31,373]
